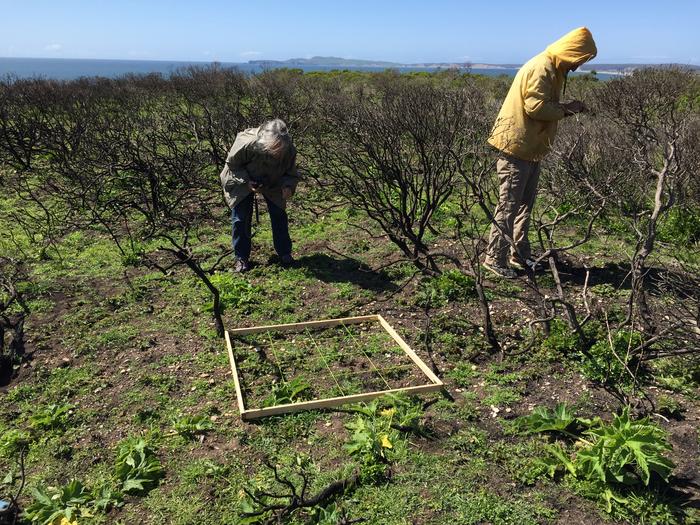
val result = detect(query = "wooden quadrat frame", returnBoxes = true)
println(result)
[224,314,443,420]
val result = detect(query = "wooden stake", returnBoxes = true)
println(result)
[241,383,441,420]
[227,315,379,336]
[224,330,247,417]
[377,315,443,386]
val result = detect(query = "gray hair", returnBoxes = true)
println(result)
[257,118,291,157]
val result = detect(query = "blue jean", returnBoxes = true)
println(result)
[231,192,292,261]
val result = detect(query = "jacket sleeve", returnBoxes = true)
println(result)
[522,66,567,122]
[224,135,253,188]
[281,149,300,193]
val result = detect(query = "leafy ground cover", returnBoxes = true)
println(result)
[1,189,698,525]
[1,68,698,524]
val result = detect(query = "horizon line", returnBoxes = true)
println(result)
[1,55,698,67]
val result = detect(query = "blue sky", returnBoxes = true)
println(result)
[1,0,698,64]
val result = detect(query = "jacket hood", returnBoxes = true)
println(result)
[545,27,597,70]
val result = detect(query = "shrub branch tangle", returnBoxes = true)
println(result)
[314,75,485,274]
[594,68,699,330]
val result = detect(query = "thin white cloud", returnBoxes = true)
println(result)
[240,51,262,58]
[44,43,62,52]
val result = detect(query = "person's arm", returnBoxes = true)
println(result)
[281,148,300,199]
[224,134,254,188]
[522,66,567,122]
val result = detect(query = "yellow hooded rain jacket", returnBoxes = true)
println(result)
[487,27,597,161]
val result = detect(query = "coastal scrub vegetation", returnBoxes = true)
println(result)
[0,66,699,524]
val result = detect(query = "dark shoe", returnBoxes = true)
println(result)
[233,258,250,273]
[482,261,517,279]
[279,254,295,267]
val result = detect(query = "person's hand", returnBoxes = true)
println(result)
[282,187,293,200]
[562,100,589,116]
[248,182,261,192]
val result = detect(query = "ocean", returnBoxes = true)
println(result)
[0,57,616,81]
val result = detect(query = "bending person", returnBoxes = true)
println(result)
[483,27,597,278]
[220,119,300,273]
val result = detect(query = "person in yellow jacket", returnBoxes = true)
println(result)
[483,27,597,278]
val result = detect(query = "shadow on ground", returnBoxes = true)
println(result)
[557,260,633,289]
[295,253,399,294]
[557,259,693,300]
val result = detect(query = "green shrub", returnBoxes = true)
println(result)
[429,315,486,357]
[344,396,420,481]
[657,207,700,245]
[0,428,31,458]
[344,414,397,482]
[415,270,477,307]
[589,283,620,297]
[576,407,674,487]
[652,356,700,397]
[23,480,123,524]
[540,319,583,356]
[579,330,644,386]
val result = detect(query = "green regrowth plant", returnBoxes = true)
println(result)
[262,376,312,407]
[206,273,263,312]
[447,362,478,388]
[514,403,579,435]
[24,480,91,525]
[0,428,31,458]
[343,414,397,482]
[28,403,73,431]
[576,407,674,487]
[540,319,584,356]
[657,206,700,245]
[113,438,164,495]
[533,406,678,517]
[171,414,214,439]
[343,395,422,481]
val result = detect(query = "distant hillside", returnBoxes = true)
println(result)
[248,56,700,73]
[249,56,401,68]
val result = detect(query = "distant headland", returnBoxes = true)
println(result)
[248,56,700,75]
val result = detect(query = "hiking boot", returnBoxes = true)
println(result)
[232,258,250,273]
[279,254,295,267]
[509,256,542,272]
[482,261,517,279]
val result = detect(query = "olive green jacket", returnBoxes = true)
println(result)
[219,127,300,209]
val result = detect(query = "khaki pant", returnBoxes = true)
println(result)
[484,154,540,267]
